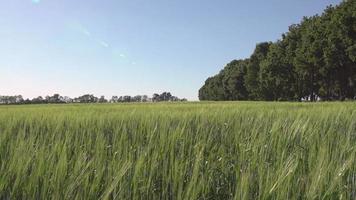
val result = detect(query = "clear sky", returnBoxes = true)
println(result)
[0,0,342,100]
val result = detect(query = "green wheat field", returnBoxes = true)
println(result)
[0,102,355,199]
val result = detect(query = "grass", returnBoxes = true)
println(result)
[0,102,355,199]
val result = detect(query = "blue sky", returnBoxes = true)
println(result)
[0,0,342,100]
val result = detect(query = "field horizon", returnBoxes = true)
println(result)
[1,102,355,199]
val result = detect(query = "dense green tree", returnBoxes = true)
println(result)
[98,96,108,103]
[322,0,356,100]
[221,59,249,100]
[199,60,249,101]
[283,24,303,100]
[245,42,271,100]
[294,16,323,101]
[260,41,296,101]
[199,75,226,101]
[199,0,356,101]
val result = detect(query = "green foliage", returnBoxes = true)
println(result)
[199,0,356,101]
[0,92,186,105]
[199,60,249,101]
[245,42,271,100]
[221,60,249,100]
[0,102,355,199]
[260,42,296,101]
[199,75,226,101]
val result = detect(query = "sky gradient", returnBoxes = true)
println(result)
[0,0,342,100]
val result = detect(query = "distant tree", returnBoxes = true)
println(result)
[52,94,61,103]
[31,96,44,104]
[98,96,107,103]
[63,96,73,103]
[24,98,31,104]
[0,93,187,105]
[111,96,119,103]
[123,96,131,102]
[152,93,160,102]
[142,95,149,102]
[158,92,172,101]
[75,94,97,103]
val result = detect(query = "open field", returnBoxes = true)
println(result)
[0,102,355,199]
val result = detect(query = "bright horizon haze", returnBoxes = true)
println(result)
[0,0,342,100]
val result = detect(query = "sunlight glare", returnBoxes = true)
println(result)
[32,0,41,4]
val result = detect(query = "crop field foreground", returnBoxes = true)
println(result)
[0,102,355,199]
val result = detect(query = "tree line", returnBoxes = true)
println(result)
[0,92,187,105]
[199,0,356,101]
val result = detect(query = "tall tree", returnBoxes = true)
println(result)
[245,42,271,100]
[260,41,296,100]
[221,60,249,100]
[199,0,356,101]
